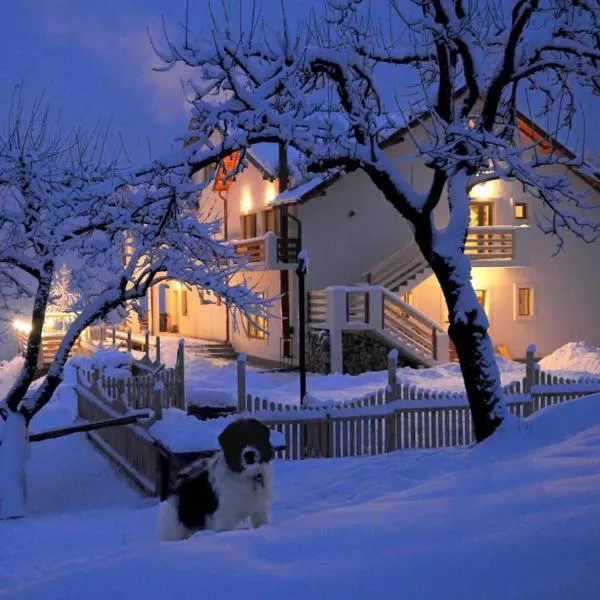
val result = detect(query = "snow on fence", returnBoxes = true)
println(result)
[75,339,185,412]
[236,347,600,460]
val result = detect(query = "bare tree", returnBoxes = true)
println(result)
[0,93,265,517]
[156,0,600,443]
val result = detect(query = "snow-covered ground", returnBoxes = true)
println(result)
[1,344,600,597]
[1,388,600,598]
[157,338,600,407]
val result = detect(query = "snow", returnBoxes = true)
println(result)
[156,338,526,406]
[540,341,600,374]
[2,388,600,598]
[149,409,286,453]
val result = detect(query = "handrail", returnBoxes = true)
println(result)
[381,287,445,333]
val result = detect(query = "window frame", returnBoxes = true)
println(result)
[514,202,528,220]
[513,284,535,320]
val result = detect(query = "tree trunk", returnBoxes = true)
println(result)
[431,252,505,442]
[414,217,505,442]
[0,411,30,519]
[3,262,54,415]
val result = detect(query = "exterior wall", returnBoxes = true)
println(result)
[408,171,600,359]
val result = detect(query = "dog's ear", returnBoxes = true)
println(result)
[218,420,241,452]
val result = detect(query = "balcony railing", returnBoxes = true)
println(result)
[466,226,518,260]
[233,232,299,270]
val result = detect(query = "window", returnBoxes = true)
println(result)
[514,202,528,219]
[262,208,280,235]
[241,213,258,239]
[247,294,267,340]
[517,287,533,317]
[181,290,188,317]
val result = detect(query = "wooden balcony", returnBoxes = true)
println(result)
[466,225,527,263]
[233,232,299,270]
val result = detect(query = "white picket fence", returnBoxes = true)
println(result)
[236,347,600,460]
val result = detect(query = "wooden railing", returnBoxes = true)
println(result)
[306,286,449,367]
[364,226,523,291]
[365,243,428,291]
[466,226,515,259]
[233,233,299,267]
[16,328,81,371]
[307,290,327,324]
[234,236,265,263]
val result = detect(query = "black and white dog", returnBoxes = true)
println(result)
[158,418,274,541]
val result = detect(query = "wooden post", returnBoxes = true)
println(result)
[237,354,247,412]
[127,329,132,353]
[144,331,150,362]
[100,325,106,346]
[524,344,536,394]
[177,339,185,410]
[153,381,164,421]
[386,349,398,402]
[112,326,116,346]
[156,336,161,365]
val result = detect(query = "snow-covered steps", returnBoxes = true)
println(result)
[184,340,237,361]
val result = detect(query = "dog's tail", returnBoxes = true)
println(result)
[157,497,191,542]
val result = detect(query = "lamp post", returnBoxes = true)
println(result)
[296,249,308,405]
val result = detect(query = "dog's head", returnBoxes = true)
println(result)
[218,418,273,475]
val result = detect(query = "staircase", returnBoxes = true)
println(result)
[184,339,236,360]
[307,243,447,370]
[364,242,431,293]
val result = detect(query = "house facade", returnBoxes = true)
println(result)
[144,121,600,372]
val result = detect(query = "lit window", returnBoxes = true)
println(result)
[514,202,528,219]
[517,287,533,317]
[247,293,267,339]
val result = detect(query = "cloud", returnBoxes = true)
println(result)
[35,4,194,125]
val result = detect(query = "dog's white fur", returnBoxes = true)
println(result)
[158,451,273,541]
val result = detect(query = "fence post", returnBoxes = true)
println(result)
[153,381,164,421]
[433,330,450,362]
[237,354,247,412]
[177,339,185,410]
[156,336,161,365]
[386,349,398,402]
[127,329,132,353]
[144,331,150,362]
[112,326,116,346]
[524,344,536,393]
[100,325,106,346]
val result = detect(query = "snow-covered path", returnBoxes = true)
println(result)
[2,396,600,599]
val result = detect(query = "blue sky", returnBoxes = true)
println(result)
[0,0,197,163]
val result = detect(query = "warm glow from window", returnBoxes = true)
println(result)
[517,287,533,317]
[514,202,528,219]
[265,181,278,205]
[241,187,252,214]
[469,180,502,199]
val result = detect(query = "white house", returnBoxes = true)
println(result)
[144,115,600,373]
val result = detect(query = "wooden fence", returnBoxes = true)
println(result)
[76,339,185,413]
[236,346,600,460]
